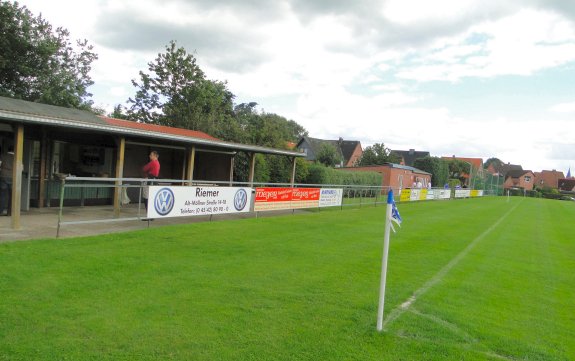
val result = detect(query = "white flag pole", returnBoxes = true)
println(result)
[377,189,394,332]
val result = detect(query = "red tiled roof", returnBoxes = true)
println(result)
[99,116,219,141]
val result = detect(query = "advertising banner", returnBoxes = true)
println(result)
[147,186,251,218]
[319,188,343,207]
[400,189,411,202]
[455,189,471,198]
[291,188,321,209]
[436,189,452,199]
[426,189,435,200]
[254,187,293,211]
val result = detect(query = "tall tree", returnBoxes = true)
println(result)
[448,159,471,184]
[357,143,400,166]
[0,1,97,110]
[413,156,449,187]
[127,40,238,139]
[316,143,342,167]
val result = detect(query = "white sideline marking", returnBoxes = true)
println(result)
[382,201,521,330]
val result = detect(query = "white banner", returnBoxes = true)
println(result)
[147,186,252,218]
[436,189,452,199]
[319,188,343,207]
[455,189,471,198]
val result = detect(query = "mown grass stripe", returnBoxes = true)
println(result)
[382,199,523,330]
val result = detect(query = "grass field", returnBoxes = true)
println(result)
[0,197,574,360]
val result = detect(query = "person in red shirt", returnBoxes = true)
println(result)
[142,151,160,210]
[142,150,160,178]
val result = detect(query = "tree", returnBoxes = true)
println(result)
[413,156,449,187]
[0,1,98,110]
[448,159,471,185]
[316,143,342,167]
[127,41,237,139]
[484,157,503,170]
[357,143,400,166]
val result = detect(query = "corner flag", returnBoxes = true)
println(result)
[377,189,402,332]
[389,192,402,233]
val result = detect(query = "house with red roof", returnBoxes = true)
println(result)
[534,170,565,190]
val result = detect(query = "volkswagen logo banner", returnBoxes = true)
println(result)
[147,186,252,219]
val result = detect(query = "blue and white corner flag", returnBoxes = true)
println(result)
[388,191,402,233]
[377,189,402,332]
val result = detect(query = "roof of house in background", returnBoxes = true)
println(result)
[0,96,304,157]
[442,156,484,169]
[391,149,430,166]
[535,170,565,188]
[558,178,575,191]
[506,169,533,178]
[344,163,431,175]
[491,162,523,176]
[297,136,361,163]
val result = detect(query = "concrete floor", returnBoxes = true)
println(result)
[0,203,272,243]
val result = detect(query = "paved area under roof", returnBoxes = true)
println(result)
[0,204,294,243]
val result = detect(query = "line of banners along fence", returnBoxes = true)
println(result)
[146,186,484,219]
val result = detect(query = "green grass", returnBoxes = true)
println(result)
[0,197,574,360]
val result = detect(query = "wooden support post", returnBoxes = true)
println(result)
[290,157,297,187]
[248,153,256,187]
[186,146,195,185]
[11,125,24,229]
[38,131,48,208]
[229,155,235,186]
[113,137,125,218]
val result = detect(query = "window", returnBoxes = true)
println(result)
[524,176,531,182]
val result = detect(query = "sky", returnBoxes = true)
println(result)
[19,0,575,173]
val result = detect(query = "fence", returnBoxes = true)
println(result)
[54,177,486,237]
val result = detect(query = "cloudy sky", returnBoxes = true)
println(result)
[20,0,575,173]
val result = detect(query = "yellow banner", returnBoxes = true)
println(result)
[400,189,411,202]
[470,190,479,197]
[419,189,428,200]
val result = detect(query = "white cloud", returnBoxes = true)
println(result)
[549,101,575,113]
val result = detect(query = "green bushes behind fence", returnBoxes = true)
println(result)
[304,164,382,191]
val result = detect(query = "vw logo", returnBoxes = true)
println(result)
[234,189,248,211]
[154,188,175,216]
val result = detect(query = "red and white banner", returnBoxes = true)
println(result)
[254,187,337,211]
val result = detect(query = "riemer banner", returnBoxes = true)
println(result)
[147,186,252,218]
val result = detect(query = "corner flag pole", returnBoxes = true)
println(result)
[377,189,394,332]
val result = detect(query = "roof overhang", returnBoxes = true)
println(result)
[0,109,305,157]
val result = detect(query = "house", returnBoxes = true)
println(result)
[297,136,362,167]
[487,162,522,177]
[534,170,565,189]
[503,170,535,191]
[558,178,575,191]
[442,156,484,187]
[391,149,429,167]
[339,163,432,193]
[0,96,304,228]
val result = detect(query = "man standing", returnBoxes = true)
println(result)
[0,146,14,216]
[142,151,160,210]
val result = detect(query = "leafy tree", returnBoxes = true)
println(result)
[109,104,130,119]
[413,156,449,187]
[127,41,237,139]
[316,143,342,167]
[0,1,98,110]
[484,157,503,170]
[357,143,400,166]
[448,159,471,185]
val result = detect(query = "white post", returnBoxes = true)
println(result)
[377,190,394,331]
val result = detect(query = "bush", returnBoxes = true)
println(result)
[303,164,381,196]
